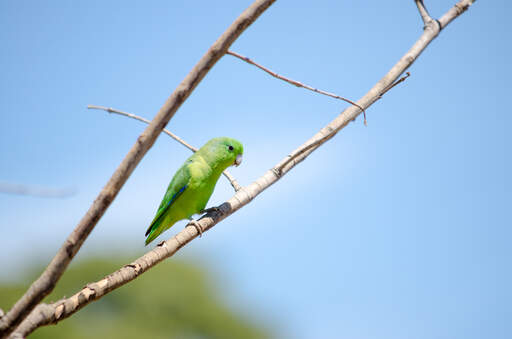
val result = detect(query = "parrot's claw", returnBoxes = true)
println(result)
[200,206,220,214]
[187,219,203,237]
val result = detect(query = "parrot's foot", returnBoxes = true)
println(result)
[200,206,220,214]
[187,219,203,237]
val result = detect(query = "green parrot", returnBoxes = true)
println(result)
[145,137,243,245]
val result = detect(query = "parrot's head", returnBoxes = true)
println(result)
[202,137,244,170]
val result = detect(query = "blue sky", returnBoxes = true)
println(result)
[0,1,510,338]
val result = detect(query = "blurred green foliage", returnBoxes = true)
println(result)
[0,257,270,339]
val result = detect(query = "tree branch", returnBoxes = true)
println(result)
[10,0,475,336]
[0,182,76,199]
[274,0,474,176]
[87,105,197,152]
[226,50,368,125]
[0,0,275,337]
[415,0,435,26]
[86,105,242,192]
[377,72,411,99]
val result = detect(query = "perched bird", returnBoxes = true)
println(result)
[145,137,243,245]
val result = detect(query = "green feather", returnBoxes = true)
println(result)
[144,137,243,245]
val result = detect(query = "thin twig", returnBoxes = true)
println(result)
[11,0,476,336]
[378,72,411,99]
[274,73,411,175]
[0,182,76,199]
[87,105,242,192]
[275,73,410,175]
[415,0,435,26]
[226,50,368,126]
[275,71,410,174]
[87,105,197,152]
[0,1,276,337]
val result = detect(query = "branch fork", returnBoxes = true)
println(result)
[415,0,441,35]
[227,50,368,125]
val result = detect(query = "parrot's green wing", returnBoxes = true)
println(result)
[144,162,191,242]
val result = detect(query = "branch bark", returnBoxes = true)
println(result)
[0,0,275,337]
[10,0,475,337]
[86,105,242,192]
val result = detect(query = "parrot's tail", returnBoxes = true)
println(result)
[144,227,159,246]
[145,216,164,246]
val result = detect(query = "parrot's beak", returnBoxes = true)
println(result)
[234,154,243,167]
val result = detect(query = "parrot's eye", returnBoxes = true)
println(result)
[228,145,234,151]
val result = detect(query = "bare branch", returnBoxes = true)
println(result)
[87,105,197,152]
[274,74,411,175]
[11,0,476,336]
[438,0,476,28]
[0,182,76,199]
[87,105,242,192]
[226,50,368,125]
[0,0,275,337]
[378,72,411,99]
[415,0,435,26]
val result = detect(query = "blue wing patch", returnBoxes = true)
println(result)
[145,184,187,236]
[164,185,186,210]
